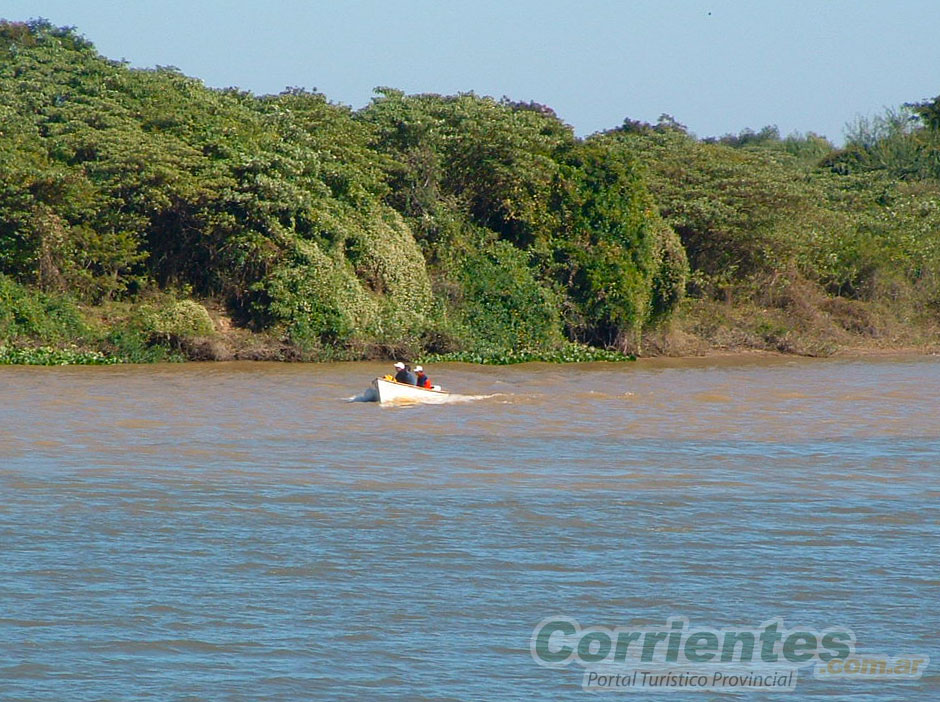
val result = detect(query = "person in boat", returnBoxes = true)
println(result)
[393,361,417,385]
[414,365,432,389]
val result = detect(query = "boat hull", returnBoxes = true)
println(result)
[372,377,450,404]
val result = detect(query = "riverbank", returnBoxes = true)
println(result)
[635,295,940,359]
[3,296,938,365]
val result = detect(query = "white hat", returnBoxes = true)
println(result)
[415,366,424,372]
[393,361,405,369]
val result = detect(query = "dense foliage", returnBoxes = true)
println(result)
[1,20,938,362]
[0,20,688,360]
[607,114,940,354]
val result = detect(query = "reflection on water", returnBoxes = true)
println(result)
[0,356,938,700]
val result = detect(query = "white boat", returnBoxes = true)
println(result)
[372,376,450,404]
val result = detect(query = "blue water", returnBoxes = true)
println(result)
[0,357,937,700]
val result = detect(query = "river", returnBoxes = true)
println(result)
[1,355,937,700]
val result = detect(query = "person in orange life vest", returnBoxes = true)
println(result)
[414,365,432,388]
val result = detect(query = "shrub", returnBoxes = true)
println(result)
[0,274,89,343]
[444,238,563,351]
[141,300,214,340]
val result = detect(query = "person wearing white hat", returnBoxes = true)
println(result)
[393,361,416,385]
[414,365,432,389]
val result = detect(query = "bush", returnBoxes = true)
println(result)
[141,300,214,340]
[0,274,89,343]
[443,238,563,351]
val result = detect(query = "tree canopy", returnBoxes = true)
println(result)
[1,20,938,362]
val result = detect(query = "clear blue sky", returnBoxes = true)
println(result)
[5,0,939,142]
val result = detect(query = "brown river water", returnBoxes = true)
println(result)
[0,355,938,700]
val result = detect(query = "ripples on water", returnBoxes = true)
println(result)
[1,356,938,700]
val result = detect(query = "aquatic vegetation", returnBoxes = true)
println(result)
[421,343,636,365]
[0,345,121,365]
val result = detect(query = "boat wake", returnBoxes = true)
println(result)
[437,392,504,404]
[348,387,379,402]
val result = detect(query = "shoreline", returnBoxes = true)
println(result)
[1,342,937,369]
[647,345,940,361]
